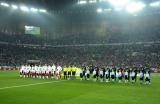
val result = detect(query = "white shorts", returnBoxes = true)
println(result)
[56,71,60,75]
[46,71,49,74]
[42,71,46,74]
[85,73,87,76]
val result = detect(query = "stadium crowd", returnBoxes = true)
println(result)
[0,43,160,68]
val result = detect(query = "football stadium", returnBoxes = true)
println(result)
[0,0,160,104]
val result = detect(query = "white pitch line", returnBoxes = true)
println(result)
[0,80,64,90]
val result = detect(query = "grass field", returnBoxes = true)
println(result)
[0,70,160,104]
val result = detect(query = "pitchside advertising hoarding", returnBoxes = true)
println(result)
[25,26,40,35]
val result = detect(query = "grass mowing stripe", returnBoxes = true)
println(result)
[0,80,64,90]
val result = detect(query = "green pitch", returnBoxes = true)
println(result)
[0,71,159,104]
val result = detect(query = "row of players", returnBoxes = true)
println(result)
[20,64,63,79]
[20,64,151,84]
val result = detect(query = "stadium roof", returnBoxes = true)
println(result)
[1,0,160,15]
[3,0,159,9]
[2,0,77,9]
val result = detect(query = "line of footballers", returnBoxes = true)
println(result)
[20,64,63,79]
[77,65,151,84]
[20,64,151,84]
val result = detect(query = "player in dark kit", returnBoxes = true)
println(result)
[110,66,116,82]
[118,69,122,83]
[102,65,106,81]
[85,66,90,80]
[145,66,151,84]
[95,66,100,81]
[139,65,145,84]
[82,65,86,79]
[105,66,110,82]
[89,65,94,75]
[145,71,151,84]
[132,65,138,82]
[131,68,136,83]
[124,66,129,83]
[80,68,83,80]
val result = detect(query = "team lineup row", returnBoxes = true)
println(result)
[19,64,151,84]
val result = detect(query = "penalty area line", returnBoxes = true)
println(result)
[0,80,65,90]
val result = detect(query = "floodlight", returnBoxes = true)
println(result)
[0,2,9,7]
[89,0,97,3]
[114,7,122,11]
[108,0,130,7]
[126,2,146,13]
[39,9,47,13]
[97,8,103,13]
[99,0,107,2]
[20,6,29,12]
[30,8,38,12]
[104,8,112,12]
[78,0,87,4]
[149,1,160,7]
[11,5,18,9]
[133,14,138,17]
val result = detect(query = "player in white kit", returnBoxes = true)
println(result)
[56,65,62,79]
[118,70,122,83]
[45,65,49,79]
[20,65,25,78]
[42,65,47,79]
[26,65,31,78]
[37,65,41,79]
[31,65,36,78]
[47,65,52,79]
[145,71,151,84]
[93,69,97,82]
[85,69,90,80]
[51,64,56,79]
[99,70,103,82]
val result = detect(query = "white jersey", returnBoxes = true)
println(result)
[20,65,25,73]
[52,65,56,72]
[125,71,128,76]
[140,72,143,78]
[105,70,109,75]
[111,71,115,76]
[146,73,150,79]
[45,66,51,74]
[48,66,52,72]
[118,72,122,77]
[85,70,90,76]
[100,70,103,75]
[24,68,27,73]
[26,66,31,73]
[42,66,47,73]
[131,71,135,77]
[93,70,96,75]
[31,66,35,73]
[34,66,38,73]
[38,66,42,73]
[87,70,90,74]
[57,66,62,72]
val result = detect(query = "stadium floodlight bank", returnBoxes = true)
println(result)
[0,1,47,13]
